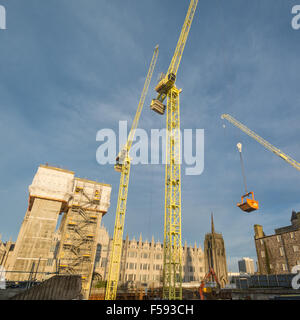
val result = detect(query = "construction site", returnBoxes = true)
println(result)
[1,0,300,302]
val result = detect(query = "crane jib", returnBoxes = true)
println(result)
[222,114,300,172]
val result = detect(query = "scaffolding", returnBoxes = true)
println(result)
[57,179,108,299]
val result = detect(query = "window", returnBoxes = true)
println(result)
[141,275,147,282]
[293,246,299,252]
[279,247,284,256]
[101,258,107,268]
[156,254,162,260]
[200,267,203,272]
[291,233,294,239]
[129,263,135,269]
[47,259,53,266]
[282,264,288,271]
[128,274,134,281]
[141,253,149,259]
[128,251,137,258]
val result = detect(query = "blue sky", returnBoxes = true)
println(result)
[1,0,300,272]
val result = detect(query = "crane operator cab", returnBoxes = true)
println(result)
[155,72,176,94]
[237,191,259,213]
[150,73,176,115]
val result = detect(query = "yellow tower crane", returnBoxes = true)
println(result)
[150,0,198,300]
[221,114,300,171]
[105,46,159,300]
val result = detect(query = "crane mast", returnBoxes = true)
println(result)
[221,114,300,172]
[105,46,159,300]
[150,0,198,300]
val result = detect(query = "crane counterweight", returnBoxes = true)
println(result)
[150,99,166,115]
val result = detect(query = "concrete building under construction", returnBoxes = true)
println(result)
[6,165,111,299]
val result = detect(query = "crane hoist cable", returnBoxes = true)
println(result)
[235,142,259,213]
[105,45,159,300]
[150,0,199,300]
[237,143,247,194]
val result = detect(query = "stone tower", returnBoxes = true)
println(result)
[204,214,228,288]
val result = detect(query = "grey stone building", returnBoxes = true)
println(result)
[204,214,228,288]
[254,211,300,274]
[95,224,206,288]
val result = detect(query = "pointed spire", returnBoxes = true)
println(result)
[211,212,215,234]
[151,235,155,244]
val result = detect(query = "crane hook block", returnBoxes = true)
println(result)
[237,142,242,153]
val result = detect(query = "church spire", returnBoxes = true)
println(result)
[211,212,215,234]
